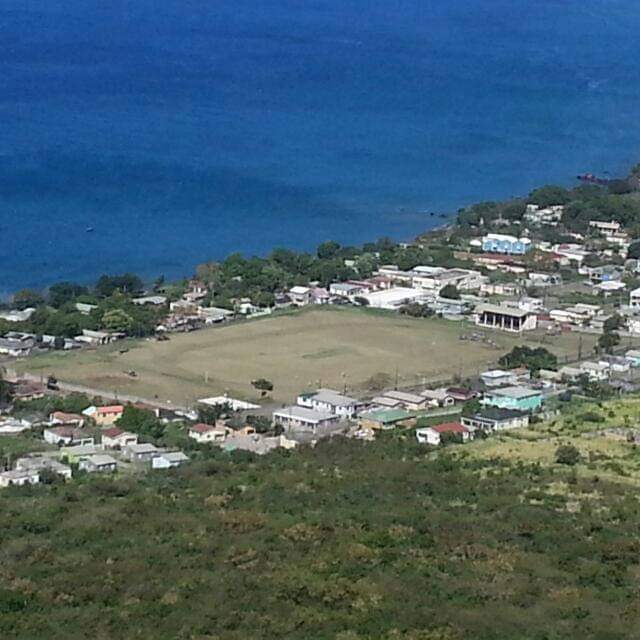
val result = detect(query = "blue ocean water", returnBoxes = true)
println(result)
[1,0,640,294]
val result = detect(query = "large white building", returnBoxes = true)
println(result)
[296,389,363,419]
[272,406,340,433]
[475,304,537,332]
[362,287,430,310]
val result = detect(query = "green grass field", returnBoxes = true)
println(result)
[17,307,600,406]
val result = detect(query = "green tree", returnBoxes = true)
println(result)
[317,240,341,260]
[555,445,581,466]
[102,309,135,334]
[439,284,460,300]
[116,406,164,440]
[598,331,620,353]
[48,282,88,308]
[13,289,45,310]
[498,346,558,372]
[528,185,571,207]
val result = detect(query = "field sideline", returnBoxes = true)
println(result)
[17,307,600,406]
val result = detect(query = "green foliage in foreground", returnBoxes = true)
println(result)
[2,435,640,639]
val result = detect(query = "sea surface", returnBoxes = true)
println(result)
[1,0,640,294]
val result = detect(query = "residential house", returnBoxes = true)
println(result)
[446,387,478,403]
[0,308,36,323]
[10,381,45,402]
[420,388,455,407]
[479,282,522,297]
[310,287,331,304]
[475,304,537,332]
[629,287,640,310]
[16,456,72,480]
[272,406,340,433]
[79,454,118,473]
[94,405,124,426]
[415,422,472,446]
[132,295,168,306]
[0,337,36,357]
[0,418,31,436]
[75,302,98,315]
[518,297,544,313]
[359,409,416,431]
[624,349,640,367]
[198,396,261,411]
[480,369,518,388]
[579,361,610,381]
[380,390,429,411]
[49,411,85,427]
[44,426,94,447]
[152,451,189,469]
[461,408,530,433]
[76,329,121,346]
[589,220,621,234]
[0,469,40,488]
[481,234,532,255]
[124,443,161,462]
[288,286,312,306]
[296,389,363,419]
[329,283,366,299]
[481,386,543,412]
[60,444,103,464]
[188,423,228,443]
[101,427,138,449]
[524,204,564,226]
[527,272,563,287]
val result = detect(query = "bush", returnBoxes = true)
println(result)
[555,445,581,466]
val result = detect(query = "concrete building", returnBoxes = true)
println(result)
[475,304,537,332]
[461,408,529,433]
[101,427,138,449]
[481,386,543,412]
[15,456,72,480]
[152,451,189,469]
[482,234,532,255]
[272,406,340,433]
[188,423,228,443]
[359,409,416,431]
[362,287,430,310]
[415,422,471,446]
[0,469,40,488]
[79,454,118,473]
[296,389,363,419]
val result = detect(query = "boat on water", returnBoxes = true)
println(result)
[86,226,94,233]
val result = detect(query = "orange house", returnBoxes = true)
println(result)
[94,405,125,426]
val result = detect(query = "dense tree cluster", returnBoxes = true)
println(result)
[498,345,558,372]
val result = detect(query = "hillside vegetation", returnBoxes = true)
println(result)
[3,402,640,639]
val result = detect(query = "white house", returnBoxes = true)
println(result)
[15,456,72,480]
[101,427,138,449]
[288,286,312,306]
[79,454,118,473]
[579,361,611,381]
[152,451,189,469]
[480,369,517,388]
[0,469,40,488]
[475,304,537,332]
[296,389,363,419]
[415,422,471,446]
[362,287,430,310]
[272,406,340,433]
[630,287,640,310]
[43,427,94,447]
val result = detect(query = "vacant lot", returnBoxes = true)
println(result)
[18,308,599,405]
